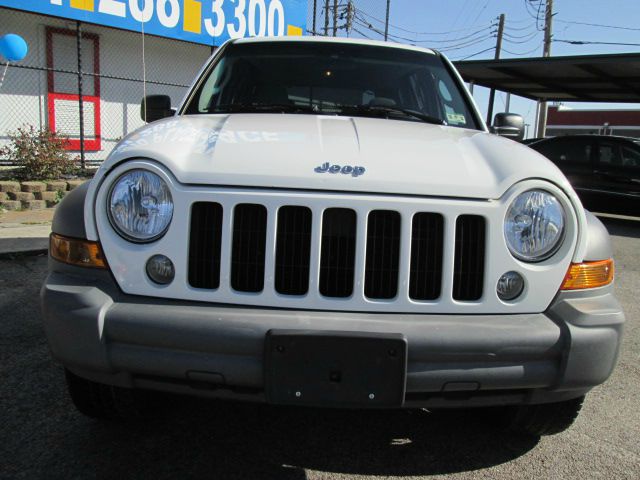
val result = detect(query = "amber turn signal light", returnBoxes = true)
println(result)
[561,259,614,290]
[50,233,106,269]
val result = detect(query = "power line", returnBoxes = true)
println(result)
[351,26,373,39]
[503,29,539,40]
[438,35,496,52]
[469,0,491,27]
[453,47,496,60]
[504,22,538,32]
[352,14,496,46]
[355,8,495,36]
[502,45,542,56]
[524,0,538,19]
[523,0,545,30]
[554,39,640,47]
[555,19,640,32]
[508,16,542,24]
[354,17,495,44]
[445,0,473,43]
[503,33,541,45]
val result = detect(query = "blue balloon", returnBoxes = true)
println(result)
[0,34,28,62]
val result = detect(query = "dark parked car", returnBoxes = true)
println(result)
[529,134,640,216]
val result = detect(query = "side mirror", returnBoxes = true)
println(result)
[491,113,525,142]
[140,95,175,123]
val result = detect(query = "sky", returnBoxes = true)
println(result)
[342,0,640,138]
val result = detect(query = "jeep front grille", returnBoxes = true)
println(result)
[188,201,485,304]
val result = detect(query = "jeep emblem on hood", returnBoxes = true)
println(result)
[314,162,366,177]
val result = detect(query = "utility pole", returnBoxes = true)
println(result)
[324,0,329,36]
[536,0,554,137]
[345,1,354,36]
[333,0,338,36]
[384,0,391,41]
[486,13,505,126]
[312,0,317,35]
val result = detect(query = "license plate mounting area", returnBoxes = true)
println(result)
[265,330,407,408]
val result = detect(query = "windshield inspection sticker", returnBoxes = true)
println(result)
[446,112,466,125]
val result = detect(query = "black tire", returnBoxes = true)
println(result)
[64,368,147,420]
[507,395,585,436]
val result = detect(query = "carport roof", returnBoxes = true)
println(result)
[454,52,640,103]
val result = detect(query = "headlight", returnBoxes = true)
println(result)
[108,169,173,242]
[504,189,565,262]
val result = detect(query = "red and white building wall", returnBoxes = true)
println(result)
[0,8,211,163]
[547,105,640,139]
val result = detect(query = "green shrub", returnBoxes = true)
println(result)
[0,126,75,181]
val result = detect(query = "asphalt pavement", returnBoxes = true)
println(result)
[0,215,638,480]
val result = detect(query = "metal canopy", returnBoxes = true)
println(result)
[454,52,640,103]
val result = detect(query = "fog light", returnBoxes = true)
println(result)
[497,271,524,301]
[146,254,174,285]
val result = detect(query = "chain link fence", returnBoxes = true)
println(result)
[1,3,391,168]
[0,8,211,167]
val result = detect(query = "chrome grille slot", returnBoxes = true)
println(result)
[365,210,401,299]
[409,212,444,300]
[319,208,357,298]
[275,206,312,295]
[453,215,486,301]
[231,204,267,293]
[188,202,223,290]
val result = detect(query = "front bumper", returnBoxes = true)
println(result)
[41,261,625,408]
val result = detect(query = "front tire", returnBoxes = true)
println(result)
[64,368,146,420]
[507,395,585,436]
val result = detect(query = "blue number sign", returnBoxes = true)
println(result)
[0,0,307,46]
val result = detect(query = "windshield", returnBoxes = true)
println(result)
[183,41,481,130]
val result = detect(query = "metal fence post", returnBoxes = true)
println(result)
[76,20,85,170]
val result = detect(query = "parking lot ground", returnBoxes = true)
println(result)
[0,215,638,480]
[0,209,52,256]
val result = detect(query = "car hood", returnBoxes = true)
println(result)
[103,113,571,200]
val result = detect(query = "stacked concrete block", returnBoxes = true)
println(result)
[46,181,67,192]
[22,200,46,210]
[9,191,34,202]
[0,179,87,211]
[21,181,47,193]
[0,181,22,211]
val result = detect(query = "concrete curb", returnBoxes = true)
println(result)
[0,236,49,258]
[0,221,51,257]
[0,248,48,260]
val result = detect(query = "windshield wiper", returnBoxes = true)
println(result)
[338,104,445,125]
[209,103,318,114]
